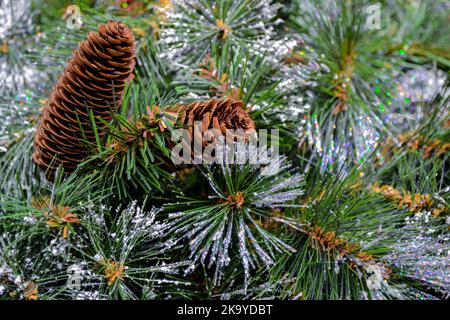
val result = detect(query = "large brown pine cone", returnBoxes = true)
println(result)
[33,21,136,173]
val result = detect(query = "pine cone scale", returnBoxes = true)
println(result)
[79,40,109,60]
[42,119,99,140]
[35,138,78,157]
[73,51,104,71]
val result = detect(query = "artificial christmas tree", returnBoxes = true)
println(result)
[0,0,449,302]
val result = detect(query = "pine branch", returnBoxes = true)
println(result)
[162,155,303,291]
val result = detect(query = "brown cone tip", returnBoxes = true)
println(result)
[33,21,136,173]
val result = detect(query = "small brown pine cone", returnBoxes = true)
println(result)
[33,21,136,173]
[166,98,256,166]
[176,98,255,140]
